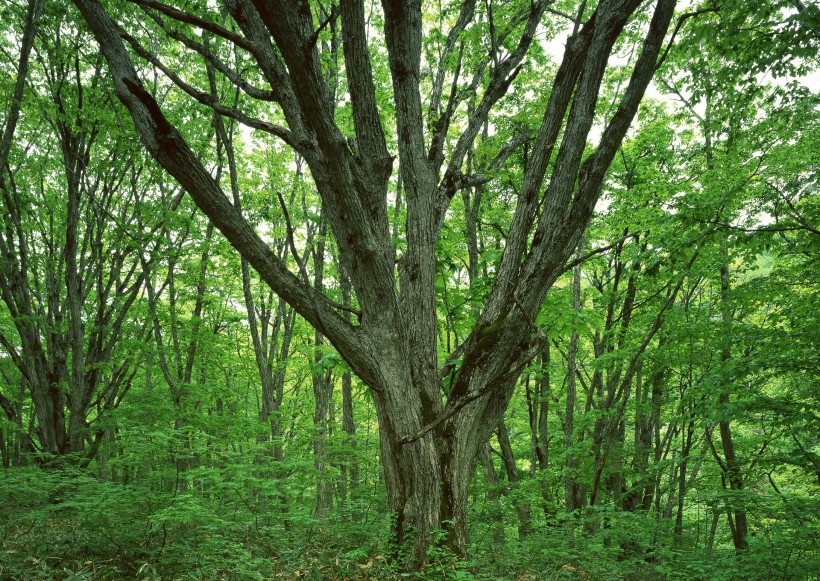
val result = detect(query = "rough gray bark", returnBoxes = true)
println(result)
[71,0,677,567]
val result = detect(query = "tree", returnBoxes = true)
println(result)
[69,0,676,566]
[0,0,149,462]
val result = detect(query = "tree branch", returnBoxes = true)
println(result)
[399,379,501,445]
[127,0,255,52]
[72,0,369,379]
[137,6,276,102]
[120,28,297,147]
[656,7,720,70]
[560,232,640,273]
[457,131,530,189]
[0,0,45,170]
[766,179,820,236]
[277,190,310,285]
[341,0,390,169]
[436,0,548,219]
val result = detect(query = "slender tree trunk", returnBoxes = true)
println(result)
[479,444,505,545]
[538,348,555,520]
[674,420,695,546]
[718,246,748,551]
[707,508,721,552]
[212,88,294,527]
[648,366,666,513]
[312,362,334,518]
[565,234,587,530]
[14,379,25,466]
[340,269,358,499]
[632,359,665,512]
[311,210,334,519]
[497,420,532,539]
[140,213,214,491]
[0,397,8,467]
[527,347,554,520]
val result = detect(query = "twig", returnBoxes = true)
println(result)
[656,7,720,70]
[560,232,639,274]
[513,294,546,340]
[277,191,310,285]
[398,381,499,445]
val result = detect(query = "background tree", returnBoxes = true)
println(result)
[0,1,149,462]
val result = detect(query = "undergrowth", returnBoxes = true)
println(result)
[1,467,817,580]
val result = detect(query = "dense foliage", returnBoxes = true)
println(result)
[0,0,818,578]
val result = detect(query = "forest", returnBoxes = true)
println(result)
[0,0,818,578]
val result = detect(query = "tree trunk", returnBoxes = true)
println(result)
[311,210,334,518]
[340,269,358,499]
[0,391,10,468]
[718,246,748,551]
[674,420,695,546]
[626,357,665,512]
[497,420,532,539]
[565,235,587,521]
[479,444,505,545]
[527,347,554,519]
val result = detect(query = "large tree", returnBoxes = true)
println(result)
[69,0,676,566]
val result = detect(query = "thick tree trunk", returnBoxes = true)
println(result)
[376,403,450,565]
[65,176,87,455]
